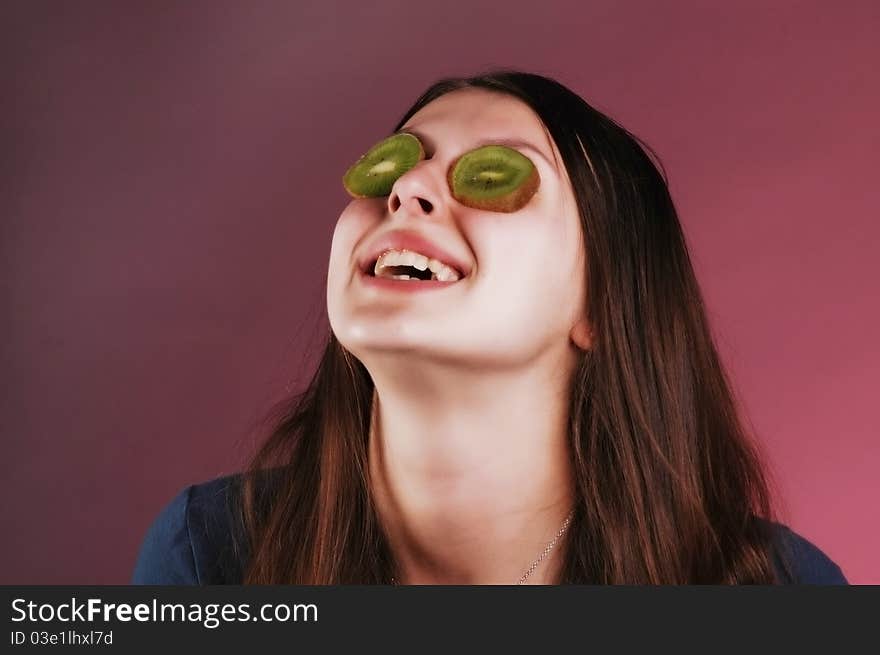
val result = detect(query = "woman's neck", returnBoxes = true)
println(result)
[365,354,577,584]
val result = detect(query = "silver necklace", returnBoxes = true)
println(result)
[390,508,575,585]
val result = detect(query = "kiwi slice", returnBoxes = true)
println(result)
[447,145,540,212]
[343,132,425,198]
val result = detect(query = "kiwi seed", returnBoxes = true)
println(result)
[447,145,540,212]
[343,132,425,198]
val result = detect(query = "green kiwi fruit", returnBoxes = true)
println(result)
[447,145,540,212]
[343,132,425,198]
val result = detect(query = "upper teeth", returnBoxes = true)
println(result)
[373,249,462,282]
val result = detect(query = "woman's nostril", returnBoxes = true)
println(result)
[388,194,432,214]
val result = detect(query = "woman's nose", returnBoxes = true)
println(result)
[387,164,440,217]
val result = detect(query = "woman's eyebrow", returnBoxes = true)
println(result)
[394,130,558,175]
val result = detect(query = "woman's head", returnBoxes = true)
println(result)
[327,85,591,379]
[241,70,780,584]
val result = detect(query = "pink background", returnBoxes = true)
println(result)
[2,1,877,584]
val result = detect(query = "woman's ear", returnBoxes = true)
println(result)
[570,319,593,351]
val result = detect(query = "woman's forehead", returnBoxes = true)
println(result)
[401,89,560,174]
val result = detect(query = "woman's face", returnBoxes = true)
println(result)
[327,88,589,370]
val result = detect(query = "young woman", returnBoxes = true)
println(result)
[132,70,846,585]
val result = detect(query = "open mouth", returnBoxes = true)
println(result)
[364,249,466,283]
[369,262,434,280]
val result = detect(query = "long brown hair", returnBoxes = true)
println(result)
[237,70,782,584]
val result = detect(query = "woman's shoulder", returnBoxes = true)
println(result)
[764,520,848,584]
[131,472,258,585]
[133,478,848,585]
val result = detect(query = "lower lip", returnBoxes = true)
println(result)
[358,268,464,291]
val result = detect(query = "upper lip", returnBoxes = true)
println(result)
[358,229,472,277]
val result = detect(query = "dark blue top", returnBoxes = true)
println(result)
[131,474,848,585]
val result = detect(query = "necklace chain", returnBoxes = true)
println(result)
[390,508,575,586]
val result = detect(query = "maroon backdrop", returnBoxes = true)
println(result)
[2,1,877,583]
